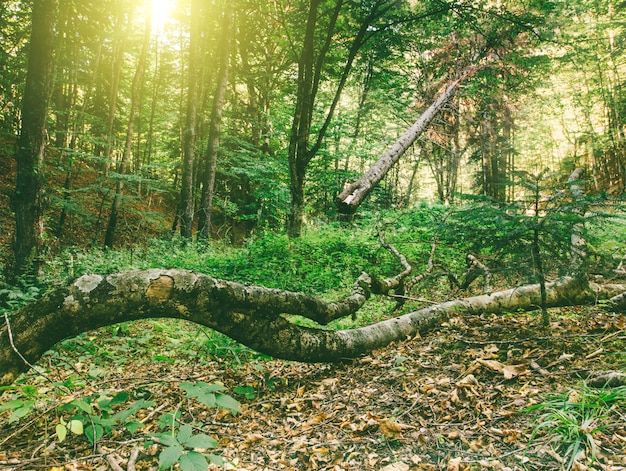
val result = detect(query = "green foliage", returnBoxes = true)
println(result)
[179,382,241,415]
[151,422,222,470]
[526,386,626,470]
[56,392,155,445]
[149,382,240,470]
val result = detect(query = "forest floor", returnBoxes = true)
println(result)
[1,306,625,471]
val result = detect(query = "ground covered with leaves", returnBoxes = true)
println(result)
[1,306,625,471]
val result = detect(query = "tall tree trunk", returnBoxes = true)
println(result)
[287,0,340,237]
[103,13,151,248]
[13,0,58,278]
[197,3,233,240]
[174,0,202,238]
[102,16,126,177]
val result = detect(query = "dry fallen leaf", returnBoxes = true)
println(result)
[378,418,413,436]
[380,462,410,471]
[503,363,529,380]
[478,359,505,373]
[447,457,463,471]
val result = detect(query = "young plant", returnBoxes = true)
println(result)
[526,386,626,470]
[151,422,223,470]
[56,392,154,444]
[149,382,241,470]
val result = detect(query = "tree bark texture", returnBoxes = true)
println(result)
[103,13,151,248]
[2,269,622,387]
[13,0,58,277]
[336,75,466,215]
[198,3,233,240]
[176,0,202,238]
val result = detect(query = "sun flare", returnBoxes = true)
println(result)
[150,0,175,36]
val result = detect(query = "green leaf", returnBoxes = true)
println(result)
[8,402,34,423]
[205,454,225,466]
[158,445,185,470]
[215,394,241,415]
[110,399,153,422]
[151,432,179,447]
[0,399,23,412]
[177,424,193,445]
[68,419,84,435]
[234,385,255,399]
[158,411,182,430]
[85,423,104,445]
[179,451,208,471]
[185,433,219,450]
[196,393,216,408]
[71,399,95,415]
[56,423,68,442]
[181,382,225,397]
[125,419,143,435]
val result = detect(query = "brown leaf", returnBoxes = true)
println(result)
[378,418,413,436]
[477,359,505,373]
[503,363,529,379]
[381,462,410,471]
[447,457,463,471]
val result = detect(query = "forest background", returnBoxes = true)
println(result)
[1,0,626,470]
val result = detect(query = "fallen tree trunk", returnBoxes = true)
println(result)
[2,268,624,387]
[336,71,470,216]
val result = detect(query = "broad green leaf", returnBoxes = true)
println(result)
[234,385,255,399]
[85,423,104,445]
[206,454,225,466]
[179,451,208,471]
[8,402,34,423]
[0,399,24,412]
[68,419,84,435]
[126,419,143,435]
[112,399,155,422]
[158,411,182,430]
[185,433,219,450]
[196,393,216,408]
[177,424,193,444]
[71,399,94,415]
[181,382,225,397]
[151,432,179,447]
[158,445,185,470]
[215,394,240,415]
[56,423,68,442]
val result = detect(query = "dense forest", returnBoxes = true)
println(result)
[1,0,626,470]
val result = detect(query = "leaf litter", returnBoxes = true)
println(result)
[1,307,625,470]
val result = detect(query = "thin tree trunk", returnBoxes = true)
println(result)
[175,0,202,238]
[103,13,151,248]
[197,3,233,240]
[13,0,57,278]
[102,20,125,177]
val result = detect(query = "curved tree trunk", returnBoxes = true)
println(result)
[2,268,624,387]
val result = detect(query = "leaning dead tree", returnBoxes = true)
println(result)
[336,68,474,216]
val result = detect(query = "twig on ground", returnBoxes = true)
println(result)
[127,446,141,471]
[97,445,124,471]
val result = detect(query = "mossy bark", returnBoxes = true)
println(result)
[1,269,623,386]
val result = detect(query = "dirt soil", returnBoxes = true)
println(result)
[1,307,625,471]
